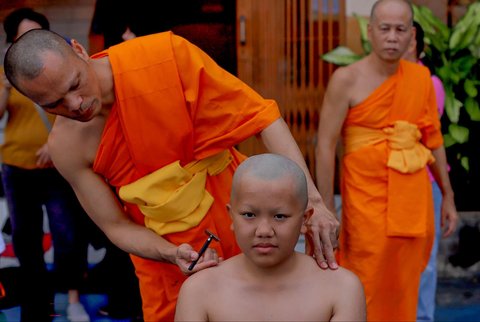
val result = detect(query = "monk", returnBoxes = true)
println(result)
[175,153,366,322]
[315,0,458,320]
[4,30,339,321]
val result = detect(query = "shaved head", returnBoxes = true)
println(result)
[370,0,413,25]
[231,153,308,209]
[4,29,73,91]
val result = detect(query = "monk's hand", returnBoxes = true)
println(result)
[304,201,339,270]
[441,195,459,238]
[35,144,54,168]
[175,243,221,275]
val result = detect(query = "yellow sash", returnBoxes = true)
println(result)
[344,120,435,173]
[119,150,233,235]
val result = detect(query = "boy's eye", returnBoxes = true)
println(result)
[274,214,288,221]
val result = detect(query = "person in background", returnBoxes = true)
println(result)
[403,21,452,322]
[1,8,90,322]
[315,0,458,320]
[175,153,366,322]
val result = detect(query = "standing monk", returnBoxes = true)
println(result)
[316,0,458,320]
[4,29,339,321]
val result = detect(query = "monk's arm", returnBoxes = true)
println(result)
[316,68,351,213]
[69,167,178,259]
[260,118,339,269]
[430,146,459,237]
[48,121,217,274]
[331,269,366,321]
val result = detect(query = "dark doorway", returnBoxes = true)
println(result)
[89,0,237,74]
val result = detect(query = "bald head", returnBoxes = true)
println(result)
[231,153,308,209]
[4,29,73,91]
[370,0,413,25]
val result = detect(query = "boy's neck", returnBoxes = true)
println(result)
[241,252,300,284]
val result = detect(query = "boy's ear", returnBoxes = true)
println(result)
[226,204,234,231]
[300,207,314,234]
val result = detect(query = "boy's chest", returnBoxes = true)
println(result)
[207,284,332,321]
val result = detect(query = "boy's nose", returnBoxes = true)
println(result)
[256,219,274,237]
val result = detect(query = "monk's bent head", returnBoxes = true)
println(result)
[4,29,105,122]
[4,29,72,94]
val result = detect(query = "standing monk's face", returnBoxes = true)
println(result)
[17,42,103,122]
[368,0,413,63]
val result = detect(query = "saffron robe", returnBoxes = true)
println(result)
[338,60,443,321]
[92,32,281,321]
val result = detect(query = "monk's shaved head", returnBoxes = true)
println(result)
[4,29,73,91]
[370,0,413,25]
[231,153,308,209]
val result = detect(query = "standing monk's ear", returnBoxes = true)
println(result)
[70,39,90,60]
[367,23,373,42]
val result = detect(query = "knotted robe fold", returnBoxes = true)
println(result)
[119,150,232,236]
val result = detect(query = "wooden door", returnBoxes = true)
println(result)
[236,0,345,178]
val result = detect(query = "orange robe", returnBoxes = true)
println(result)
[338,60,443,321]
[92,32,281,321]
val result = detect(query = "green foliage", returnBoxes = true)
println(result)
[321,46,363,66]
[415,2,480,171]
[320,15,370,64]
[320,3,480,172]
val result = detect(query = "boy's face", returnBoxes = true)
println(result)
[227,174,308,268]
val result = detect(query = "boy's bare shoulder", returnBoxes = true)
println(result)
[182,255,241,290]
[300,254,362,287]
[322,265,362,288]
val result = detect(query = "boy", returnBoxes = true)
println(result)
[175,153,366,321]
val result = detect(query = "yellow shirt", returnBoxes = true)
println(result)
[1,84,55,169]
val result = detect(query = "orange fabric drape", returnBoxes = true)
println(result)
[338,60,442,321]
[92,32,281,321]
